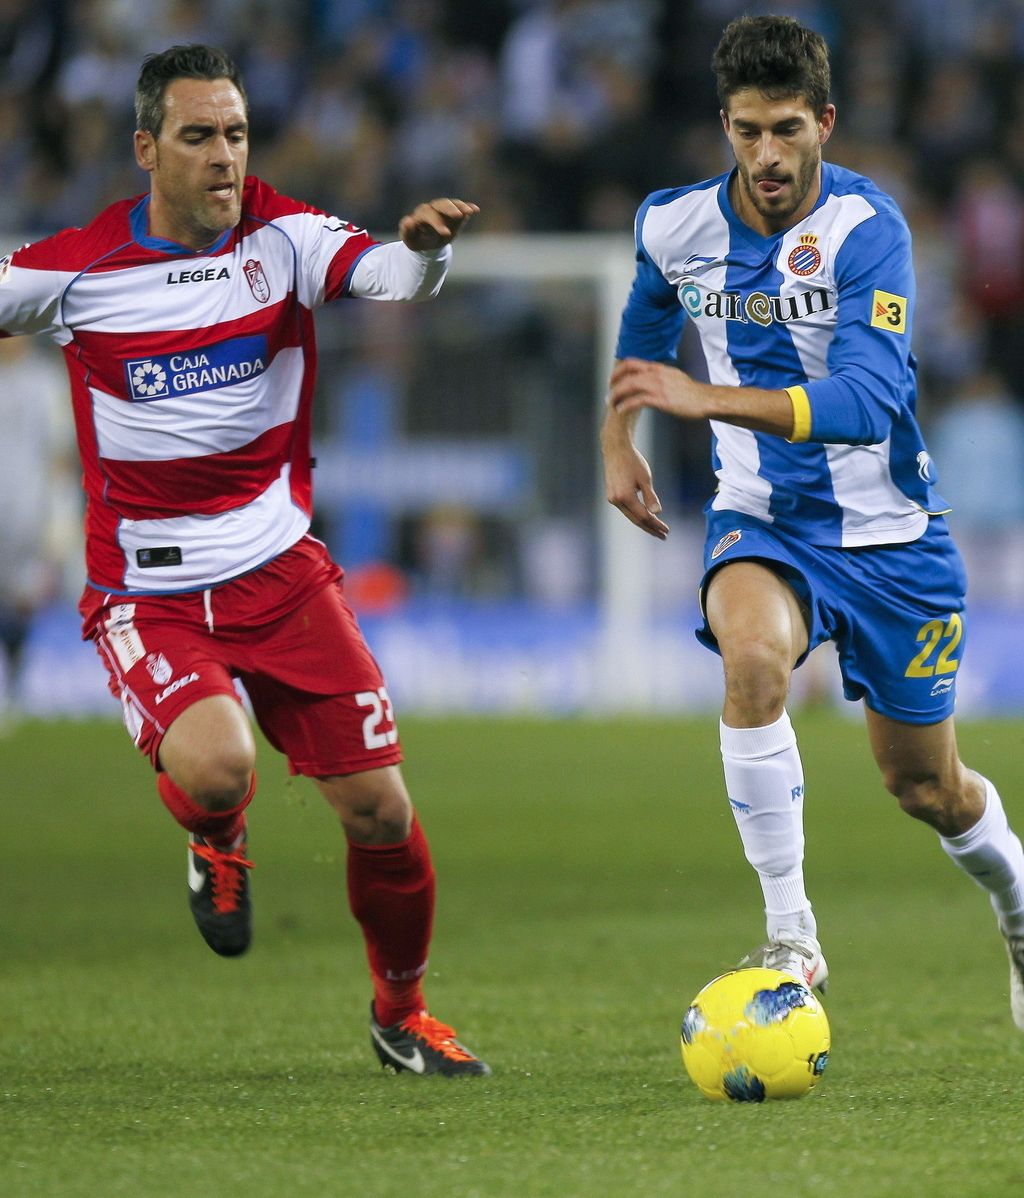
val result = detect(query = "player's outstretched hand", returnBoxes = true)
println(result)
[399,198,480,251]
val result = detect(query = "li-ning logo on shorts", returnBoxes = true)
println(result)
[244,258,270,303]
[124,334,269,402]
[787,234,822,277]
[711,530,742,559]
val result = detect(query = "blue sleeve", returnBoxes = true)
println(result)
[799,212,915,445]
[614,202,686,362]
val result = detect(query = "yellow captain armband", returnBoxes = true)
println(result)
[786,385,812,443]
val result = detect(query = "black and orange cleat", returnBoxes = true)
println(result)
[369,1005,491,1077]
[187,832,254,957]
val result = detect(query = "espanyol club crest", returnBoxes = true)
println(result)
[145,652,173,685]
[711,530,742,560]
[243,258,270,303]
[787,234,822,278]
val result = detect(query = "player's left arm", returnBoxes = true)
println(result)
[608,263,797,436]
[610,211,916,444]
[786,211,914,445]
[347,198,479,303]
[608,360,795,436]
[398,197,479,251]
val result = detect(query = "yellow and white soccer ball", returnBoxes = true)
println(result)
[680,967,830,1102]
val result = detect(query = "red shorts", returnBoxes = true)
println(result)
[80,537,403,776]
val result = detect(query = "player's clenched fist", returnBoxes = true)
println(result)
[399,198,480,251]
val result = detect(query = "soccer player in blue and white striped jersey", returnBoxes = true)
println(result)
[602,13,1024,1025]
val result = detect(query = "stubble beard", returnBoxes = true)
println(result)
[187,191,241,246]
[739,146,820,228]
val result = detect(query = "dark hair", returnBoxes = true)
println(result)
[135,44,247,136]
[712,15,831,116]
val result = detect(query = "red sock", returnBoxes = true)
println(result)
[156,771,255,846]
[347,813,436,1027]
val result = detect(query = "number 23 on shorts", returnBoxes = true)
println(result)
[356,686,398,750]
[905,612,962,678]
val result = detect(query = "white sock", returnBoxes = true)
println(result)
[940,777,1024,936]
[720,711,816,941]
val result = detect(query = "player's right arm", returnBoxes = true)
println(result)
[0,238,75,341]
[601,402,669,540]
[602,217,685,539]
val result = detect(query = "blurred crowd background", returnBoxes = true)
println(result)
[5,0,1024,716]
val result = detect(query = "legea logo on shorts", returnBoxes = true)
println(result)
[155,671,200,705]
[124,334,269,402]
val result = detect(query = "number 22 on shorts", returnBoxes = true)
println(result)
[356,686,398,750]
[904,612,962,678]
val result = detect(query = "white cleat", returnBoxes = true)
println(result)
[739,933,829,994]
[1003,932,1024,1030]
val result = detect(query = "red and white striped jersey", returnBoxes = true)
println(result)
[0,176,451,593]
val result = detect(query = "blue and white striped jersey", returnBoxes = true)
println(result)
[615,162,949,547]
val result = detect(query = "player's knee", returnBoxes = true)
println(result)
[159,695,255,811]
[356,790,411,848]
[188,749,254,811]
[372,801,413,844]
[319,767,413,844]
[884,768,954,829]
[721,641,790,724]
[893,776,982,837]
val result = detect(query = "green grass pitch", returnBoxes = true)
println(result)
[3,712,1024,1196]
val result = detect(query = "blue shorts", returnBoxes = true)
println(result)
[697,511,968,725]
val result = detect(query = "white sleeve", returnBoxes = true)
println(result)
[347,241,452,302]
[0,249,72,341]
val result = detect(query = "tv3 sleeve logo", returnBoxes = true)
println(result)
[870,289,907,334]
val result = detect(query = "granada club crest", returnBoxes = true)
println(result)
[145,652,173,685]
[787,234,822,278]
[244,258,270,303]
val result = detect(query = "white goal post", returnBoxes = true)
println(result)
[449,233,661,700]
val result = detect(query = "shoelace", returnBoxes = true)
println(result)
[401,1012,477,1062]
[763,939,814,969]
[191,841,254,913]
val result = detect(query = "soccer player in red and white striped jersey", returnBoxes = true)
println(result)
[0,44,488,1076]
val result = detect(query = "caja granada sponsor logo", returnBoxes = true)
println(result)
[124,333,269,401]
